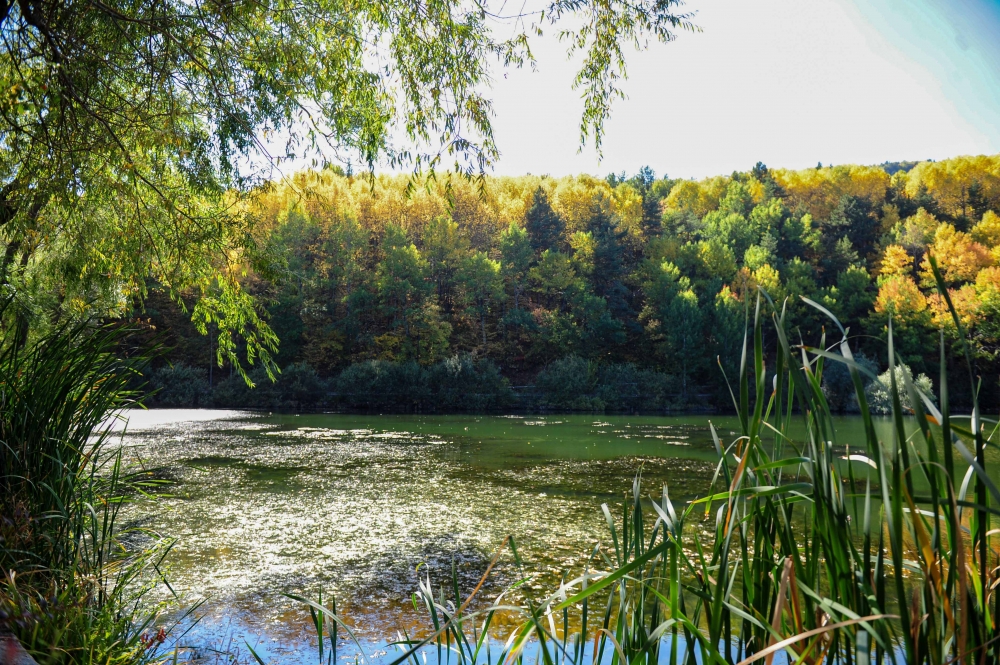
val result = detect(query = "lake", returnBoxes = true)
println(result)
[116,410,906,663]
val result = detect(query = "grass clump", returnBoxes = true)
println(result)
[0,326,172,665]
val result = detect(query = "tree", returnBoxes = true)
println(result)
[641,260,702,401]
[376,225,430,347]
[825,266,874,326]
[825,195,881,262]
[972,210,1000,248]
[701,210,754,261]
[524,188,566,255]
[918,223,993,287]
[498,223,533,310]
[530,250,577,309]
[587,203,629,313]
[640,192,664,238]
[422,216,469,310]
[459,252,503,347]
[0,0,694,376]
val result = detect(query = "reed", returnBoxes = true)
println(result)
[296,256,1000,665]
[0,325,174,665]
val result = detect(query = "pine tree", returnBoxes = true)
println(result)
[640,192,662,238]
[524,188,565,255]
[588,205,629,314]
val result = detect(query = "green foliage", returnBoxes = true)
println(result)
[535,355,598,409]
[821,352,877,413]
[302,267,1000,665]
[863,363,934,415]
[424,356,514,411]
[594,362,678,410]
[332,356,512,411]
[524,188,566,255]
[0,0,694,383]
[0,326,171,665]
[534,355,674,410]
[334,360,428,410]
[213,362,328,411]
[142,155,1000,411]
[148,364,212,408]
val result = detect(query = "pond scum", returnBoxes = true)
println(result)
[2,258,1000,665]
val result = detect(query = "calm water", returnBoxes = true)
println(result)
[113,410,908,662]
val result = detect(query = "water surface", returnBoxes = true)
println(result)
[115,410,904,662]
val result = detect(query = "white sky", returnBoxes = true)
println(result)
[485,0,998,179]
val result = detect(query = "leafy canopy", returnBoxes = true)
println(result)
[0,0,696,379]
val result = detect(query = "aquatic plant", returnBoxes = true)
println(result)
[296,257,1000,665]
[0,325,174,664]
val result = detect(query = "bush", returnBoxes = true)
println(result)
[535,356,677,411]
[147,363,212,407]
[864,364,934,415]
[334,360,428,410]
[212,362,328,410]
[425,355,514,410]
[821,352,878,413]
[535,355,600,410]
[595,363,678,411]
[333,356,513,411]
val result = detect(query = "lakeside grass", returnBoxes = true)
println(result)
[0,326,175,665]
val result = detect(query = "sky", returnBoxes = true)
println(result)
[484,0,1000,179]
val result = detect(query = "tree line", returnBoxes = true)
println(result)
[139,154,1000,410]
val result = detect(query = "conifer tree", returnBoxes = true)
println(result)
[525,188,566,255]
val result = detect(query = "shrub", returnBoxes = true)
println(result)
[534,356,677,411]
[213,362,328,410]
[821,352,878,413]
[332,357,513,411]
[864,363,934,415]
[425,355,514,411]
[334,360,428,410]
[595,363,678,411]
[535,355,600,409]
[147,363,212,407]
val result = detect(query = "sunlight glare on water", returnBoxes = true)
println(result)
[115,410,882,663]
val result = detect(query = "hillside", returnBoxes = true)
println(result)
[140,154,1000,411]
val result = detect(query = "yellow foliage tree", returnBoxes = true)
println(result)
[663,177,729,218]
[752,264,784,301]
[893,208,940,250]
[552,175,612,233]
[918,223,993,286]
[875,275,929,320]
[771,164,889,219]
[905,155,1000,219]
[878,245,914,283]
[971,210,1000,248]
[928,285,979,330]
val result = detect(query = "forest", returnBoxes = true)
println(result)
[137,153,1000,412]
